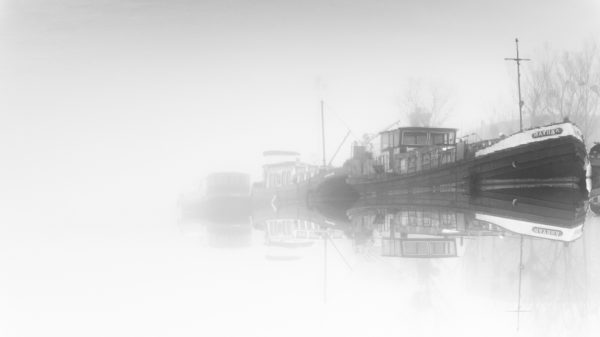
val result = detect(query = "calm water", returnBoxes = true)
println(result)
[1,190,599,337]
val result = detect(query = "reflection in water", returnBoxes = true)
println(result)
[179,172,253,248]
[181,173,599,336]
[348,188,587,259]
[346,187,590,333]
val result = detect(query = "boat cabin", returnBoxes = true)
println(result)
[373,127,458,174]
[382,237,461,258]
[260,151,320,189]
[380,127,457,153]
[264,218,321,247]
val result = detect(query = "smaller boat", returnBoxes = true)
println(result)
[199,172,252,220]
[251,100,359,209]
[250,150,322,207]
[251,150,358,209]
[179,171,252,223]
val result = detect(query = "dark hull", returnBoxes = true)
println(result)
[470,135,586,182]
[349,135,587,195]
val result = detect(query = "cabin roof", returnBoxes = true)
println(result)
[380,126,457,135]
[262,150,300,157]
[263,161,316,169]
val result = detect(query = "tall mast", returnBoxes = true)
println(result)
[321,100,326,167]
[505,38,531,132]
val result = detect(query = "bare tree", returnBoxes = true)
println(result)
[524,41,600,144]
[400,79,454,127]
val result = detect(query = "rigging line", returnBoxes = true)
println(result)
[327,235,353,271]
[322,101,362,141]
[328,130,352,166]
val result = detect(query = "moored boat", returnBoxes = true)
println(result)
[345,121,587,195]
[251,150,358,209]
[178,171,252,223]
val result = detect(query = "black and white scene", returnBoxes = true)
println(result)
[2,1,600,336]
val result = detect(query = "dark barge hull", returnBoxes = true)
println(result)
[471,135,587,184]
[349,135,587,196]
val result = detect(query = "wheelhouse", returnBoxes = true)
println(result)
[380,127,457,153]
[376,127,458,174]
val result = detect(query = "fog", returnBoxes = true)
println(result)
[1,1,600,336]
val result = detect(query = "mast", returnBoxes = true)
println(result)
[321,100,326,167]
[505,38,531,132]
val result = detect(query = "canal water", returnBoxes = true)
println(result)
[1,189,599,337]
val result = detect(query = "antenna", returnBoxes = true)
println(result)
[321,100,327,167]
[505,38,531,132]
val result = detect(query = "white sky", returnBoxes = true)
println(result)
[1,0,599,220]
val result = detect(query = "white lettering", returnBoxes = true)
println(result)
[531,127,563,139]
[532,227,563,236]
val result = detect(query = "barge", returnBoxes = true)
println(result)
[345,121,587,196]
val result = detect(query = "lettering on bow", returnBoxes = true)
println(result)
[532,127,563,139]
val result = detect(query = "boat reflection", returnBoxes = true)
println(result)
[252,203,347,261]
[347,187,588,258]
[178,172,253,248]
[178,177,597,335]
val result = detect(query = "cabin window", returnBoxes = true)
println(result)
[432,133,446,145]
[403,132,428,145]
[403,132,417,145]
[408,210,419,226]
[282,171,291,185]
[381,132,389,149]
[431,242,456,256]
[400,158,407,174]
[394,130,401,147]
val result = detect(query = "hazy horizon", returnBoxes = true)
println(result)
[1,0,599,223]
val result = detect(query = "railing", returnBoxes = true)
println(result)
[348,136,505,179]
[392,146,457,175]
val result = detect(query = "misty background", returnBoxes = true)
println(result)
[2,0,600,222]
